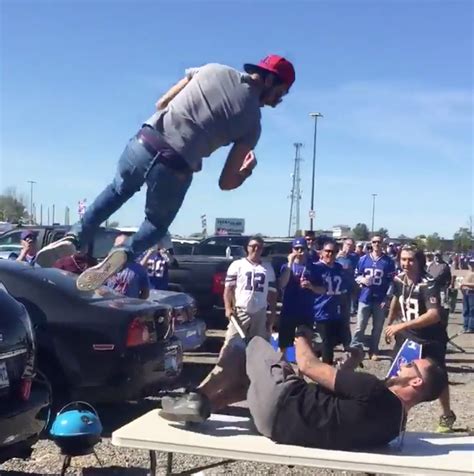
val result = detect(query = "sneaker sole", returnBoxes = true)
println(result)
[36,241,77,268]
[76,249,127,292]
[159,409,208,423]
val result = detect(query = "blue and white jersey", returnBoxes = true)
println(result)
[145,251,170,290]
[225,258,276,313]
[310,261,348,321]
[356,253,396,304]
[280,262,314,318]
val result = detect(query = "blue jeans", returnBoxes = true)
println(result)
[70,133,193,260]
[463,293,474,331]
[351,301,386,354]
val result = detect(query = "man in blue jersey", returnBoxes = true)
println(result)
[105,235,150,299]
[278,237,314,353]
[140,233,174,290]
[304,230,319,263]
[351,235,396,360]
[336,238,359,347]
[302,240,349,364]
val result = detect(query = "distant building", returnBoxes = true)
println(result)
[332,225,351,239]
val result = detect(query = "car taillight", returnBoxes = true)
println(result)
[126,317,157,347]
[19,378,32,401]
[212,271,226,295]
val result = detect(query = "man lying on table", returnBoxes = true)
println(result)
[162,325,447,451]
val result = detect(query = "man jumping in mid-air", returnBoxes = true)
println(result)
[37,55,295,291]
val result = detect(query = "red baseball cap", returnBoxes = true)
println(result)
[244,54,295,88]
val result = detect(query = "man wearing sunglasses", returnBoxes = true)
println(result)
[16,230,39,266]
[351,235,396,360]
[161,235,277,421]
[304,230,319,263]
[36,55,295,292]
[278,237,314,353]
[385,246,456,433]
[243,330,447,450]
[301,241,349,364]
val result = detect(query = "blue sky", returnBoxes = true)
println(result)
[1,0,472,239]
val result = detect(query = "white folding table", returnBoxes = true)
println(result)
[112,410,474,475]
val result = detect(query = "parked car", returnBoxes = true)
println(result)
[0,244,22,260]
[0,287,51,463]
[0,260,183,404]
[148,289,206,351]
[0,225,123,261]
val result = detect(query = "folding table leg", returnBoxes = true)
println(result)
[149,450,157,476]
[166,452,173,475]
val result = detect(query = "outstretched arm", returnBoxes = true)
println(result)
[295,335,337,392]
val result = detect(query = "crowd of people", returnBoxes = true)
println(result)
[11,227,474,448]
[161,232,463,449]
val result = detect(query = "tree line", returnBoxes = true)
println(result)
[0,188,472,252]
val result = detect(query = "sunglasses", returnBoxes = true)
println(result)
[405,361,424,381]
[323,249,335,254]
[248,244,262,249]
[294,247,305,251]
[372,240,381,244]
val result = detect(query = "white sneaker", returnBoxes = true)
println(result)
[36,236,77,268]
[76,248,128,292]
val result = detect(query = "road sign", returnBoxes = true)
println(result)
[215,218,245,234]
[309,210,316,219]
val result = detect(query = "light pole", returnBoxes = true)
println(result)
[371,193,377,236]
[27,180,36,224]
[309,112,323,231]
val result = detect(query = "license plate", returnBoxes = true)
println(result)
[0,361,9,389]
[164,353,177,373]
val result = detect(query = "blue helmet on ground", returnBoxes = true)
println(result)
[50,402,102,456]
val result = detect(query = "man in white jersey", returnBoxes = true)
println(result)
[161,235,277,422]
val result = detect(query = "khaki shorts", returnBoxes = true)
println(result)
[197,307,269,403]
[224,307,270,343]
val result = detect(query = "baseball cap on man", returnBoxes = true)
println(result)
[21,230,38,240]
[244,54,295,88]
[292,237,306,248]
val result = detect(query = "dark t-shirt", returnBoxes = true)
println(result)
[272,370,403,450]
[393,272,448,344]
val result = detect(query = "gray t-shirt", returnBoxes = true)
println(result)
[145,63,262,172]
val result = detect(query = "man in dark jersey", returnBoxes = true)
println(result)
[385,245,456,433]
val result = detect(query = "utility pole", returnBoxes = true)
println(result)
[65,206,70,226]
[288,142,303,236]
[309,113,323,231]
[27,180,36,224]
[371,194,377,236]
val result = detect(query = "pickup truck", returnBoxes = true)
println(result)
[168,245,235,327]
[168,240,292,327]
